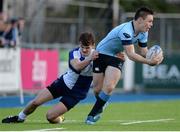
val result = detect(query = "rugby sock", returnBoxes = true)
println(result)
[18,111,27,120]
[88,91,110,116]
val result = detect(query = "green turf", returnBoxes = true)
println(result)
[1,100,180,131]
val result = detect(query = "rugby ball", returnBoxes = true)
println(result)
[146,45,162,60]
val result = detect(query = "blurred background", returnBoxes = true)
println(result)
[0,0,180,102]
[1,0,180,51]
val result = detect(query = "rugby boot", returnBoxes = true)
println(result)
[2,115,24,123]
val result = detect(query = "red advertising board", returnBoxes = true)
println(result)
[21,49,59,92]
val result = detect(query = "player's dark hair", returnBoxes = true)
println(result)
[79,32,95,46]
[134,7,154,20]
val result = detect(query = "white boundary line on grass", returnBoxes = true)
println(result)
[28,119,82,123]
[26,127,65,131]
[120,118,174,125]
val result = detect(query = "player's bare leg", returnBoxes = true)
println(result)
[2,88,53,123]
[93,72,104,97]
[86,66,121,124]
[103,66,121,94]
[23,88,53,116]
[46,102,67,123]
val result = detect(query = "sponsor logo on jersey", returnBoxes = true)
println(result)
[123,33,131,38]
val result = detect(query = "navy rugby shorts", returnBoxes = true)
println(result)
[47,76,80,110]
[93,53,124,73]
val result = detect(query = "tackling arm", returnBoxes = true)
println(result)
[70,50,98,71]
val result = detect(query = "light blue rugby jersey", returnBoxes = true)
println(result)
[96,21,148,57]
[62,47,93,93]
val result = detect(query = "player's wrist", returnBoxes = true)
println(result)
[86,56,92,61]
[147,60,155,66]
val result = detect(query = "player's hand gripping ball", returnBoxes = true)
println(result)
[146,45,163,64]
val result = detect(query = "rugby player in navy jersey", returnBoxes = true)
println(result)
[85,7,163,125]
[2,32,98,124]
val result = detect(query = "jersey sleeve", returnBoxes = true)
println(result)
[69,49,80,61]
[138,32,148,47]
[68,48,82,74]
[118,26,133,46]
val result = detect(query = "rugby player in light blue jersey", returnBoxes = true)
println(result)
[2,32,98,124]
[85,7,163,125]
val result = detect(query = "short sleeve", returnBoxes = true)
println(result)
[118,25,133,45]
[69,50,80,61]
[139,32,148,43]
[138,32,148,47]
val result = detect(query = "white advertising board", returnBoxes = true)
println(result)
[0,48,21,92]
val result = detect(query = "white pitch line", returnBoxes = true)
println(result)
[28,119,83,123]
[26,127,65,131]
[121,118,174,125]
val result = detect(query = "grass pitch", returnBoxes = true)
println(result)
[1,100,180,131]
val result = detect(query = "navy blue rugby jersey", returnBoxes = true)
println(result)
[62,47,93,96]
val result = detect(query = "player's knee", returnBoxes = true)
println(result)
[93,84,102,94]
[105,84,115,93]
[94,88,101,95]
[46,112,57,123]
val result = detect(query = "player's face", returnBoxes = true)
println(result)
[140,15,153,32]
[80,44,93,56]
